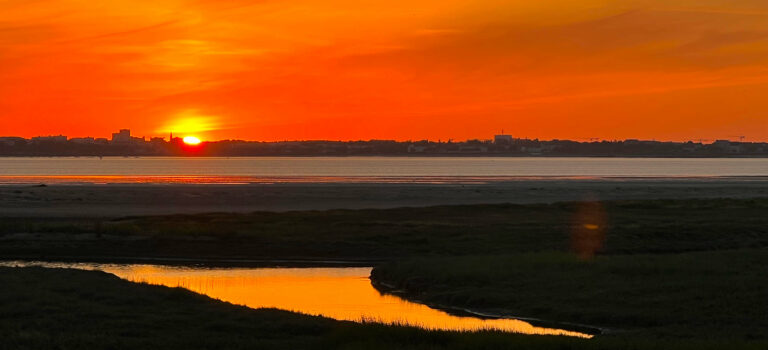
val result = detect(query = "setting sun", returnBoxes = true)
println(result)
[183,136,202,145]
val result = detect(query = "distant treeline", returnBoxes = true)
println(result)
[1,138,767,157]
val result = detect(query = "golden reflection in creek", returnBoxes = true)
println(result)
[99,265,592,338]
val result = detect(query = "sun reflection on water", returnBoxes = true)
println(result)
[3,262,592,338]
[110,266,592,337]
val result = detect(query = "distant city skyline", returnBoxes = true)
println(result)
[0,128,759,144]
[2,128,766,158]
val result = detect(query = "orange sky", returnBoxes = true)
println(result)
[1,0,768,141]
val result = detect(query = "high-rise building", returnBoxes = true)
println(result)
[112,129,132,144]
[494,134,513,144]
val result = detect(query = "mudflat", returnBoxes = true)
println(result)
[2,177,768,217]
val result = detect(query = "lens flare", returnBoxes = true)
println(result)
[571,201,606,259]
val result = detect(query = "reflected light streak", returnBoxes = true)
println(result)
[1,262,593,338]
[107,265,593,337]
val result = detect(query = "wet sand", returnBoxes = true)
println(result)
[2,178,768,217]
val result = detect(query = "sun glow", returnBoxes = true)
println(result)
[183,136,202,145]
[157,109,222,140]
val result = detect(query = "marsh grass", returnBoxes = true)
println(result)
[371,249,768,340]
[3,198,768,348]
[3,198,768,261]
[3,267,766,350]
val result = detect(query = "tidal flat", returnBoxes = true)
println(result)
[3,178,768,217]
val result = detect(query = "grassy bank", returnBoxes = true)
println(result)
[0,266,547,349]
[371,249,768,340]
[4,266,767,350]
[2,198,768,262]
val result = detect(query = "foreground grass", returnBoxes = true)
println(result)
[0,266,552,350]
[371,249,768,340]
[3,267,766,350]
[3,198,768,347]
[2,198,768,261]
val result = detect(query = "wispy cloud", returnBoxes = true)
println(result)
[2,0,768,140]
[155,109,224,136]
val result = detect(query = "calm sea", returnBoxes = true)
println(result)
[0,157,766,184]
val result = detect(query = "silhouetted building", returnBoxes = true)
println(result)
[31,135,67,143]
[70,137,96,144]
[111,129,132,144]
[494,134,513,144]
[111,129,145,144]
[713,140,742,153]
[0,137,26,146]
